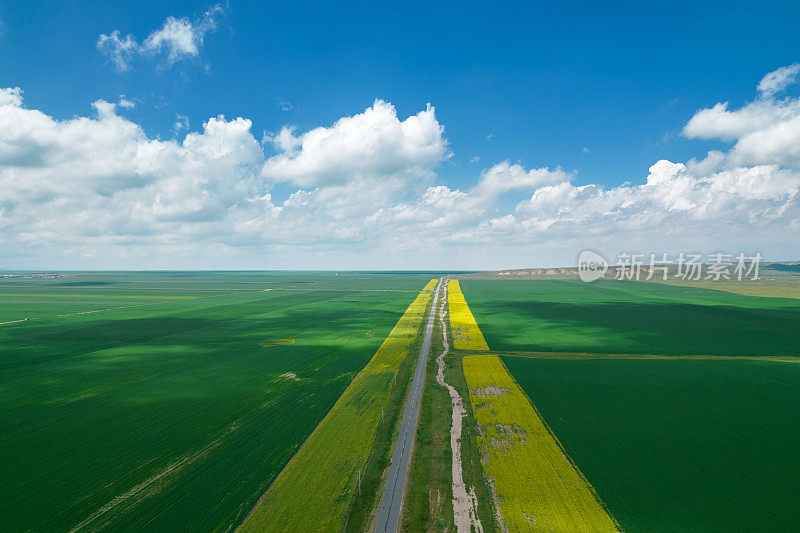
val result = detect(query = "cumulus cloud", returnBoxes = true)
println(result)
[0,87,22,107]
[2,63,800,269]
[262,100,449,188]
[475,161,570,197]
[97,4,224,71]
[0,88,265,254]
[683,64,800,168]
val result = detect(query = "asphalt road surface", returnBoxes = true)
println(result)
[374,278,443,533]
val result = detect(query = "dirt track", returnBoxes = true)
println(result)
[435,280,483,532]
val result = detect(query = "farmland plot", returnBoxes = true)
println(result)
[463,354,617,532]
[503,357,800,531]
[0,272,431,532]
[448,280,489,350]
[459,279,800,356]
[451,281,616,531]
[240,280,436,531]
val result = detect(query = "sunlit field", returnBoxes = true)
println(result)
[0,272,433,531]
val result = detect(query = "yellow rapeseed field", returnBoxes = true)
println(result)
[448,279,490,350]
[463,354,618,532]
[423,278,438,291]
[240,280,436,532]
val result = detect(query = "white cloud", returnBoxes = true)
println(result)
[96,31,139,71]
[0,87,22,107]
[117,96,136,109]
[173,114,190,134]
[683,66,800,168]
[475,160,570,197]
[757,63,800,96]
[262,100,449,188]
[0,89,265,256]
[144,17,199,61]
[2,64,800,269]
[97,4,224,71]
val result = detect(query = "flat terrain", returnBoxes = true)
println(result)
[0,272,434,532]
[400,283,497,532]
[459,279,800,356]
[503,357,800,532]
[463,354,617,532]
[242,279,435,532]
[374,280,440,533]
[448,280,489,350]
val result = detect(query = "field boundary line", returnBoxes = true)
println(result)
[496,356,622,530]
[494,351,800,363]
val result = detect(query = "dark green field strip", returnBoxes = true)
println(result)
[460,279,800,356]
[0,272,437,322]
[0,277,423,532]
[0,293,198,298]
[502,357,800,532]
[0,271,438,293]
[0,288,396,370]
[494,350,800,364]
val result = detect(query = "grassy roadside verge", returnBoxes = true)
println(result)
[343,286,434,531]
[239,281,436,532]
[400,298,454,531]
[401,289,498,531]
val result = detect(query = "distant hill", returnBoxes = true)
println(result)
[462,261,800,279]
[764,262,800,272]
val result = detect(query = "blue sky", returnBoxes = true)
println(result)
[1,1,799,269]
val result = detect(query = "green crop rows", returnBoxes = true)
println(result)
[0,271,433,531]
[502,357,800,531]
[241,281,434,531]
[453,278,800,531]
[459,279,800,356]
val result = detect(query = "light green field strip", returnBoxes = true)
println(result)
[239,280,436,532]
[0,293,199,299]
[448,280,489,350]
[463,354,618,532]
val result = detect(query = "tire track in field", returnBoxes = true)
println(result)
[69,423,239,532]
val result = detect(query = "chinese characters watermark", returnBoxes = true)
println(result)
[578,251,762,283]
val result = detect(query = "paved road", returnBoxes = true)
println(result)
[374,278,443,533]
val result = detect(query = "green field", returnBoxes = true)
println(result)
[240,282,434,532]
[0,272,434,531]
[502,357,800,532]
[459,279,800,355]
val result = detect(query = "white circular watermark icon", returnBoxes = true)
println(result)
[577,249,609,282]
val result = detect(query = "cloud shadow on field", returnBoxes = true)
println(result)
[481,300,800,357]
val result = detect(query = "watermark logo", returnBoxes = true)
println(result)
[578,249,609,282]
[577,250,763,283]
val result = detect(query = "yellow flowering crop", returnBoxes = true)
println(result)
[241,284,434,532]
[463,354,618,532]
[448,279,490,350]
